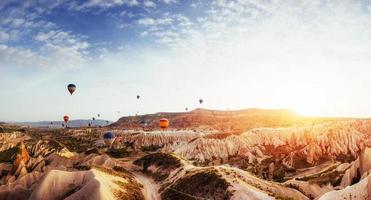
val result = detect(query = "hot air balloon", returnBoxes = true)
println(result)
[63,116,69,123]
[92,117,95,121]
[103,132,116,147]
[97,114,100,118]
[136,95,140,100]
[67,84,76,95]
[159,118,169,130]
[199,99,203,104]
[185,107,188,111]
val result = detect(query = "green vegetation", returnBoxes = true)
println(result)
[134,153,182,172]
[0,146,19,162]
[161,168,233,200]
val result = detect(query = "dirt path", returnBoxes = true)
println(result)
[119,159,161,200]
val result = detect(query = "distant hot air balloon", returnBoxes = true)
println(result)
[92,117,95,121]
[185,107,188,111]
[159,118,169,130]
[136,95,140,100]
[63,116,69,123]
[97,114,100,118]
[103,132,116,147]
[199,99,203,104]
[67,84,76,95]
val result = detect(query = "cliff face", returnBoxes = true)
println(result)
[110,108,330,131]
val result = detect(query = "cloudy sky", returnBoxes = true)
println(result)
[1,0,371,121]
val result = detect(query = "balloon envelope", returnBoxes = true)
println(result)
[63,116,69,123]
[103,132,115,146]
[136,95,140,99]
[159,118,169,129]
[67,84,76,95]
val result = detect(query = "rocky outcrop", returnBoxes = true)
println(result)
[319,173,371,200]
[134,153,309,200]
[160,121,369,170]
[29,168,144,200]
[340,147,371,188]
[119,131,202,151]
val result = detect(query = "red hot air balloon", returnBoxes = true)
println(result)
[63,116,69,123]
[159,118,169,130]
[67,84,76,95]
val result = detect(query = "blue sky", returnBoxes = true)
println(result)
[1,0,371,121]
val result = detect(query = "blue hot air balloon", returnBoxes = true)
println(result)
[103,132,115,146]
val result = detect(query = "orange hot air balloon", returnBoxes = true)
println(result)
[159,118,169,129]
[63,116,69,123]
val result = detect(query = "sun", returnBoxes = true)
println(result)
[282,87,328,117]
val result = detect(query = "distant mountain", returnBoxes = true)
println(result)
[109,108,341,131]
[13,119,112,128]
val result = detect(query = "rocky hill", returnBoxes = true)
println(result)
[13,119,112,128]
[110,108,339,131]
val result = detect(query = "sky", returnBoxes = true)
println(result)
[1,0,371,122]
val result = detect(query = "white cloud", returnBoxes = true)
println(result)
[138,18,155,25]
[10,18,25,27]
[70,0,143,10]
[140,31,149,36]
[0,45,48,69]
[127,0,140,6]
[0,31,9,41]
[138,16,173,26]
[0,28,89,69]
[0,42,87,69]
[162,0,178,4]
[143,0,156,8]
[136,13,192,44]
[76,0,125,9]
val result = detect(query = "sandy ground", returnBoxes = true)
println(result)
[119,157,161,200]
